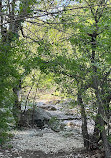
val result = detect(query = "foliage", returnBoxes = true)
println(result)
[0,0,111,156]
[49,116,63,132]
[24,1,111,155]
[108,134,111,144]
[0,109,14,146]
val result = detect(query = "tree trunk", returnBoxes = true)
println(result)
[100,118,111,158]
[0,0,3,35]
[13,80,22,127]
[78,91,89,149]
[90,108,102,150]
[96,90,111,158]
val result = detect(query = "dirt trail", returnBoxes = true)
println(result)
[0,100,104,158]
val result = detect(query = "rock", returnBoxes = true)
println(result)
[34,107,52,120]
[34,132,43,137]
[45,100,61,105]
[0,152,4,156]
[49,106,57,111]
[19,107,52,128]
[30,132,43,137]
[40,105,57,111]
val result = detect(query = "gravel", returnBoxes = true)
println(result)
[10,128,83,154]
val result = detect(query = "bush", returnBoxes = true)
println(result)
[49,117,65,132]
[0,109,13,146]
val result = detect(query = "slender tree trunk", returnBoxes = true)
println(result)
[13,80,22,127]
[8,1,22,126]
[90,116,100,149]
[78,91,89,149]
[0,0,3,35]
[99,108,111,158]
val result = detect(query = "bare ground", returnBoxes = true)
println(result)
[0,128,105,158]
[0,147,105,158]
[0,100,105,158]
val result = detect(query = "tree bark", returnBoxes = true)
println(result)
[78,91,89,149]
[0,0,3,35]
[95,91,111,158]
[13,80,22,127]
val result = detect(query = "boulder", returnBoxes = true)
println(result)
[41,105,57,111]
[19,107,52,128]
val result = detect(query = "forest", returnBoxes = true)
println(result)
[0,0,111,158]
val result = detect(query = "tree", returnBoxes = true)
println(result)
[0,0,68,126]
[0,0,111,156]
[50,1,111,156]
[26,0,111,156]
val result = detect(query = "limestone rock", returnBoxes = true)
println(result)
[19,107,52,128]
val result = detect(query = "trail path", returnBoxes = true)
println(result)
[0,100,104,158]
